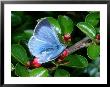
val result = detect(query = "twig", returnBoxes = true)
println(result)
[67,37,91,55]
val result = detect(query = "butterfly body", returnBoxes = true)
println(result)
[28,18,66,64]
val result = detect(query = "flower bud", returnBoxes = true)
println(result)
[59,49,69,60]
[63,33,71,42]
[30,57,41,68]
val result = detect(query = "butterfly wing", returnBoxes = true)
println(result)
[28,18,66,64]
[34,18,61,46]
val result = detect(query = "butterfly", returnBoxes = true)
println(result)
[28,18,66,64]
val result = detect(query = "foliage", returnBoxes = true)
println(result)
[11,11,100,77]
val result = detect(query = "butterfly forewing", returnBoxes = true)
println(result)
[34,19,60,46]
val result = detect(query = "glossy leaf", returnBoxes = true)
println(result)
[13,30,33,43]
[13,34,25,43]
[16,16,33,31]
[11,13,22,27]
[77,22,96,39]
[94,72,100,77]
[29,67,49,77]
[11,44,29,65]
[95,27,100,34]
[54,69,70,77]
[92,58,100,66]
[15,63,29,77]
[58,15,74,34]
[47,17,61,34]
[87,44,100,60]
[89,67,99,76]
[84,63,99,77]
[85,12,100,27]
[64,54,88,68]
[23,30,33,40]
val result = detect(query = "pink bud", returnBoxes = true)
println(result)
[30,57,41,68]
[59,49,69,60]
[63,33,71,42]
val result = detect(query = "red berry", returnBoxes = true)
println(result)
[59,49,69,60]
[30,57,41,68]
[63,33,71,42]
[96,34,100,40]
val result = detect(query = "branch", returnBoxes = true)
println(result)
[67,37,92,55]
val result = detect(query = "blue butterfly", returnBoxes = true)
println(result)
[28,18,66,64]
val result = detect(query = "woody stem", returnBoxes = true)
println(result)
[67,37,92,55]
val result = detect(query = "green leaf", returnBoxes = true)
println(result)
[64,54,88,68]
[89,67,99,77]
[58,15,74,34]
[87,44,100,60]
[11,13,22,27]
[92,58,100,66]
[84,64,99,77]
[29,67,49,77]
[95,27,100,34]
[54,69,70,77]
[15,64,49,77]
[95,72,100,77]
[15,63,29,77]
[47,17,61,34]
[11,44,29,65]
[23,30,33,40]
[13,34,25,43]
[77,22,96,39]
[11,63,15,71]
[13,30,33,43]
[85,12,100,27]
[16,16,33,31]
[11,56,19,65]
